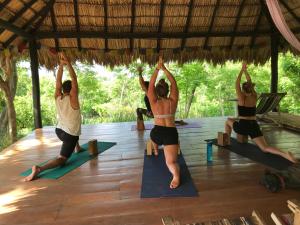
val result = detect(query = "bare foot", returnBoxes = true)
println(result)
[23,165,41,182]
[75,146,83,153]
[170,175,180,189]
[287,152,298,163]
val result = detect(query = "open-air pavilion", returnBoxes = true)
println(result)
[0,0,300,224]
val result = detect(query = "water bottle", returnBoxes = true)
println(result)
[207,141,213,163]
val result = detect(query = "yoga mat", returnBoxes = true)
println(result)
[141,151,198,198]
[207,138,293,170]
[20,141,116,179]
[131,122,202,131]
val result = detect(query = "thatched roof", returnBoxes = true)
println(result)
[1,0,300,68]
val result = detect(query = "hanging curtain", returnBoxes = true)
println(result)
[266,0,300,52]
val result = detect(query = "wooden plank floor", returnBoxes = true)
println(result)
[0,117,299,225]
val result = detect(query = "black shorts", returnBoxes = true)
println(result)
[233,119,263,139]
[55,128,79,158]
[150,125,179,146]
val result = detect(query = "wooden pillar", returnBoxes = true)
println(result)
[29,40,42,128]
[270,34,278,94]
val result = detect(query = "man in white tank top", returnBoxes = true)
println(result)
[24,52,82,181]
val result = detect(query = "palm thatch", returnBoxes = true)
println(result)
[1,0,300,68]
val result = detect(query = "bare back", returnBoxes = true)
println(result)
[152,97,178,127]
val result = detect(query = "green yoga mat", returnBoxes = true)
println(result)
[20,141,116,179]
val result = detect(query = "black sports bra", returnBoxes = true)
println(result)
[238,105,256,117]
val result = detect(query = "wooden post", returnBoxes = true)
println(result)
[29,40,42,128]
[271,34,278,94]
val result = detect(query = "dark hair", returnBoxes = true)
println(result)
[144,81,150,89]
[155,80,169,98]
[62,80,72,93]
[242,81,255,94]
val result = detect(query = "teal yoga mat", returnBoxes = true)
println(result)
[20,141,116,179]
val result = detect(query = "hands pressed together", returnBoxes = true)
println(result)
[156,56,166,70]
[59,52,70,66]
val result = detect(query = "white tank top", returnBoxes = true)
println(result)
[55,95,81,136]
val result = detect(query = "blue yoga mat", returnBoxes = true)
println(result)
[141,151,198,198]
[20,141,116,179]
[207,138,293,170]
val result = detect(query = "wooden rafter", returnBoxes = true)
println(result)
[157,0,165,53]
[31,0,56,33]
[0,0,37,35]
[203,0,220,49]
[130,0,136,52]
[50,6,59,51]
[73,0,81,51]
[0,0,11,13]
[180,0,194,50]
[35,27,300,40]
[278,0,300,24]
[259,0,276,32]
[0,18,31,39]
[229,0,246,49]
[103,0,108,51]
[250,8,263,48]
[4,0,56,47]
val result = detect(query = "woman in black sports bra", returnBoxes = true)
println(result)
[225,63,296,163]
[148,56,180,189]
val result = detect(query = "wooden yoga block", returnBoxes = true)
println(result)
[137,120,145,131]
[146,139,153,155]
[237,134,248,143]
[217,132,230,146]
[88,139,98,156]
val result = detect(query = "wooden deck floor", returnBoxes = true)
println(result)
[0,117,299,225]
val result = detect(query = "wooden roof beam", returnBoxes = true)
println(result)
[0,0,37,35]
[31,0,56,33]
[180,0,194,50]
[73,0,81,51]
[36,28,300,39]
[0,18,31,39]
[130,0,136,52]
[157,0,165,53]
[103,0,108,51]
[50,6,59,51]
[4,0,56,47]
[259,0,277,32]
[278,0,300,24]
[250,8,263,48]
[203,0,220,50]
[0,0,11,13]
[229,0,246,49]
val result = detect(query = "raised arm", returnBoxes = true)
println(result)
[55,62,63,99]
[243,66,252,83]
[61,53,78,97]
[236,63,246,98]
[243,65,257,96]
[148,65,159,104]
[162,64,178,102]
[138,67,147,93]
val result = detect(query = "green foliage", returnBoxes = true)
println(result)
[1,53,300,152]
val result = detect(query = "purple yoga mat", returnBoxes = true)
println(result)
[131,122,202,131]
